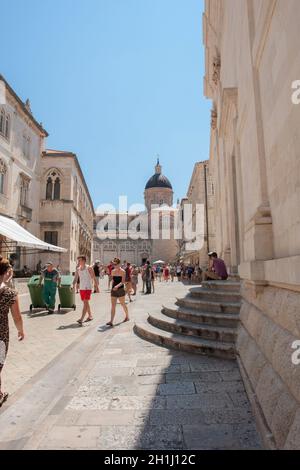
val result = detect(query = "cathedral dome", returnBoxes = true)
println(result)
[145,160,173,190]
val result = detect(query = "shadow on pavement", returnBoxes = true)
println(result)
[57,324,86,330]
[98,321,127,332]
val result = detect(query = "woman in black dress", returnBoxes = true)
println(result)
[106,258,129,327]
[0,258,24,407]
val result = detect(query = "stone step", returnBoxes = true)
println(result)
[189,288,241,303]
[134,321,236,360]
[148,311,237,343]
[176,296,241,314]
[201,280,240,292]
[162,304,240,328]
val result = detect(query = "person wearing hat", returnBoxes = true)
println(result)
[39,262,61,314]
[202,252,228,281]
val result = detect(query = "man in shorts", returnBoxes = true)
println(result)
[73,255,99,325]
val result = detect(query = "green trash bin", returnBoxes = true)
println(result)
[58,275,76,312]
[27,275,45,311]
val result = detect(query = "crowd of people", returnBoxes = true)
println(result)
[0,251,228,408]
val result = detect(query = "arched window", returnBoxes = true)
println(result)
[5,115,10,139]
[0,109,10,141]
[54,177,61,199]
[45,170,61,200]
[20,174,30,206]
[0,110,4,134]
[0,159,7,194]
[46,177,52,200]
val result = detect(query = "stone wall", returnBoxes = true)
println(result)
[203,0,300,448]
[40,152,94,273]
[237,282,300,448]
[180,161,216,267]
[0,77,47,270]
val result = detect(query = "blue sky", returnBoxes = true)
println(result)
[2,0,210,209]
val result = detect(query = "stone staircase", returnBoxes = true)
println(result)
[134,280,241,360]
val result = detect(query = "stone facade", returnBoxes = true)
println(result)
[93,162,179,265]
[203,0,300,448]
[0,75,48,270]
[179,160,216,267]
[40,150,94,274]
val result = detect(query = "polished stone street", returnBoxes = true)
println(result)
[0,279,262,450]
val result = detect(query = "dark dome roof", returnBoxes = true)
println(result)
[145,173,172,190]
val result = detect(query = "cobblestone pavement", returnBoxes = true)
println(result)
[4,287,107,395]
[0,279,262,450]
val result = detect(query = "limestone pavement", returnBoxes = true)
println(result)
[0,278,262,450]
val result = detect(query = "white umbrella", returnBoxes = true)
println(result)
[153,260,165,264]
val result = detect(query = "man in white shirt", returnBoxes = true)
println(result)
[72,255,99,326]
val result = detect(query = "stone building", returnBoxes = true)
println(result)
[93,161,179,265]
[40,150,94,273]
[0,74,48,270]
[203,0,300,449]
[179,160,216,266]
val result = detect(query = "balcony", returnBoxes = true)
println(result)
[18,204,33,222]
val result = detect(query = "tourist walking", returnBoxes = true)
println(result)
[39,261,60,314]
[187,265,194,284]
[141,264,146,293]
[195,265,202,283]
[176,264,182,281]
[107,258,129,327]
[170,265,175,282]
[106,261,114,290]
[131,265,139,295]
[125,262,133,302]
[163,264,170,282]
[73,256,99,326]
[4,264,14,288]
[0,257,24,407]
[144,261,152,294]
[202,252,228,281]
[151,266,155,293]
[93,260,101,293]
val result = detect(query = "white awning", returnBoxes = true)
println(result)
[0,215,66,252]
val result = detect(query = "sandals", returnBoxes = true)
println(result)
[0,392,8,408]
[106,321,114,327]
[77,319,83,326]
[84,317,93,322]
[123,317,130,323]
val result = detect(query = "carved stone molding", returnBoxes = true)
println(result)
[211,108,218,130]
[0,159,7,174]
[212,55,221,86]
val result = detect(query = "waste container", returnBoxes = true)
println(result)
[58,275,76,312]
[27,275,45,311]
